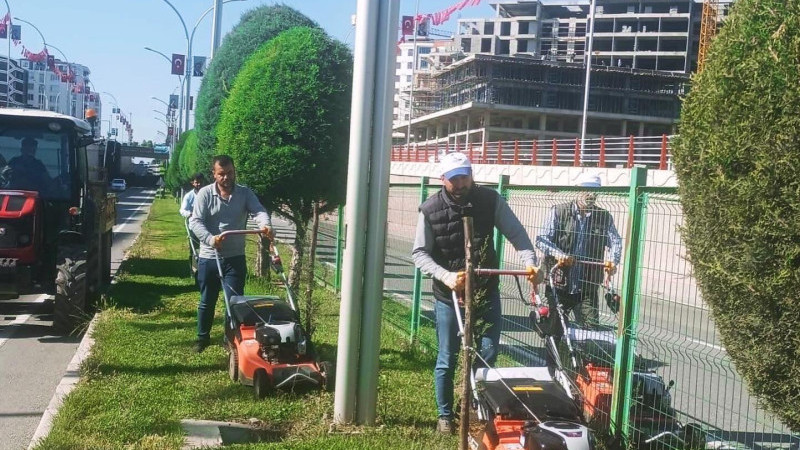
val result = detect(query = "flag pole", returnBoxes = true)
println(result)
[404,0,420,155]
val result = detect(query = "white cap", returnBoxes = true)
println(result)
[576,172,602,187]
[438,152,472,179]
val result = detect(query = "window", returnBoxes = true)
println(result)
[519,22,530,34]
[395,75,400,82]
[407,62,413,69]
[27,93,33,101]
[393,100,399,107]
[483,22,494,35]
[420,60,429,69]
[407,49,413,56]
[406,75,411,82]
[38,74,44,83]
[50,74,57,81]
[396,62,401,70]
[481,38,492,52]
[500,22,511,36]
[418,47,431,54]
[518,40,528,52]
[461,39,471,53]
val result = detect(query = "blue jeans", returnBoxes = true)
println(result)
[196,255,246,341]
[434,287,501,418]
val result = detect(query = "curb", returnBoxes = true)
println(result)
[27,314,99,449]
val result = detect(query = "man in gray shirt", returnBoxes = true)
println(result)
[411,152,539,434]
[189,155,272,353]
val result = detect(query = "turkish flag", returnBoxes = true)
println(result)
[401,16,414,35]
[171,54,185,76]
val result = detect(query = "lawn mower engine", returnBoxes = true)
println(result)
[254,320,308,363]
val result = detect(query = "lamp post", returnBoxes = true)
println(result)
[159,0,248,132]
[102,91,120,141]
[3,0,11,107]
[145,46,185,138]
[579,0,597,163]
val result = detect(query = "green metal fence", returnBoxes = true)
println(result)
[313,171,799,448]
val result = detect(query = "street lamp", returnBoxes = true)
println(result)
[3,1,11,107]
[159,0,248,132]
[102,91,120,141]
[579,0,597,162]
[144,46,185,138]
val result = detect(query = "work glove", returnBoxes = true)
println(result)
[261,226,274,240]
[605,289,621,314]
[604,261,617,276]
[557,255,575,267]
[442,270,465,293]
[526,265,543,284]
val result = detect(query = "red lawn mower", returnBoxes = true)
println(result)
[216,230,333,398]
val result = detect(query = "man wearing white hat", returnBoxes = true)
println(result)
[536,172,622,334]
[412,152,538,434]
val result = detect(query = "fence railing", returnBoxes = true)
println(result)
[390,134,672,170]
[311,172,798,449]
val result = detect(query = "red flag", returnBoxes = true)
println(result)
[171,54,185,76]
[401,16,414,35]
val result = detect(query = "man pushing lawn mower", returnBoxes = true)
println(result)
[189,155,273,353]
[412,152,540,434]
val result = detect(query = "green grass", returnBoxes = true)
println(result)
[36,198,456,449]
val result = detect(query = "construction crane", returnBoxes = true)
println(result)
[697,0,720,73]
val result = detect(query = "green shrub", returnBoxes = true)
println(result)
[165,130,191,191]
[672,0,800,430]
[193,5,318,170]
[177,130,199,181]
[215,26,351,289]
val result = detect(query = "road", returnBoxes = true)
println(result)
[0,187,155,450]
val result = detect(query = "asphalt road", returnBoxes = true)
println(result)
[0,187,155,450]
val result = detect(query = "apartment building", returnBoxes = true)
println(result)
[0,57,28,107]
[21,58,100,121]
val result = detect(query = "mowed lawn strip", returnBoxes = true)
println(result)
[35,198,456,450]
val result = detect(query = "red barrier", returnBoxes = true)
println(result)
[599,136,606,168]
[659,134,668,170]
[513,140,520,165]
[627,135,635,168]
[532,141,538,166]
[551,139,558,166]
[468,143,474,162]
[573,138,580,167]
[497,141,504,165]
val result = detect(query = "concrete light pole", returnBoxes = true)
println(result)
[579,0,598,163]
[145,46,184,138]
[3,0,11,107]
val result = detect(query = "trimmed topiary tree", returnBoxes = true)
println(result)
[194,4,318,170]
[165,130,192,193]
[216,26,352,298]
[672,0,800,431]
[177,130,199,182]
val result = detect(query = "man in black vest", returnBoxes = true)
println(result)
[536,173,622,332]
[412,152,538,434]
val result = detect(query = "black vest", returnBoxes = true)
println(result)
[420,185,499,304]
[542,202,613,285]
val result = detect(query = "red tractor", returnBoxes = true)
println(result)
[0,108,116,333]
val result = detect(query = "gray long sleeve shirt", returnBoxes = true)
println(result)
[189,183,272,259]
[412,194,537,284]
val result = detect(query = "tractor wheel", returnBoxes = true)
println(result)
[319,360,335,392]
[253,369,272,399]
[53,246,88,335]
[228,347,239,382]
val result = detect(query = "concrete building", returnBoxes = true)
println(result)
[457,0,734,73]
[0,57,28,106]
[396,53,688,146]
[20,58,100,122]
[394,38,460,125]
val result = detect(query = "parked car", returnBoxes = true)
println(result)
[110,178,127,192]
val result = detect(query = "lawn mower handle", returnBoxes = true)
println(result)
[218,229,269,238]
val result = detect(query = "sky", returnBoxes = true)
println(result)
[4,0,498,144]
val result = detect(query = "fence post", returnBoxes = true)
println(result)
[334,204,345,292]
[659,134,668,170]
[410,176,429,343]
[497,141,503,165]
[573,138,581,167]
[532,140,538,166]
[513,140,520,165]
[469,143,474,162]
[415,144,420,162]
[551,138,558,166]
[493,174,509,269]
[599,136,607,168]
[627,135,635,168]
[610,166,647,442]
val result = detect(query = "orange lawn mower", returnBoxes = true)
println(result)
[215,230,334,398]
[450,271,596,450]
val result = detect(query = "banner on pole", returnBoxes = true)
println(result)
[169,94,178,109]
[192,56,206,77]
[171,54,185,76]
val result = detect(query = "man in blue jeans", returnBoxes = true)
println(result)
[189,155,272,353]
[411,152,539,434]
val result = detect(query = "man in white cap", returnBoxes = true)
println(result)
[536,172,622,335]
[412,152,539,434]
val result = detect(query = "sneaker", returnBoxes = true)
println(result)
[437,416,454,434]
[194,339,210,353]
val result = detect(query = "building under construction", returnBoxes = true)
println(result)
[397,54,688,146]
[393,0,732,146]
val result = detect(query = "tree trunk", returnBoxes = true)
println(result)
[254,234,271,280]
[289,221,307,295]
[460,215,475,450]
[304,203,320,335]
